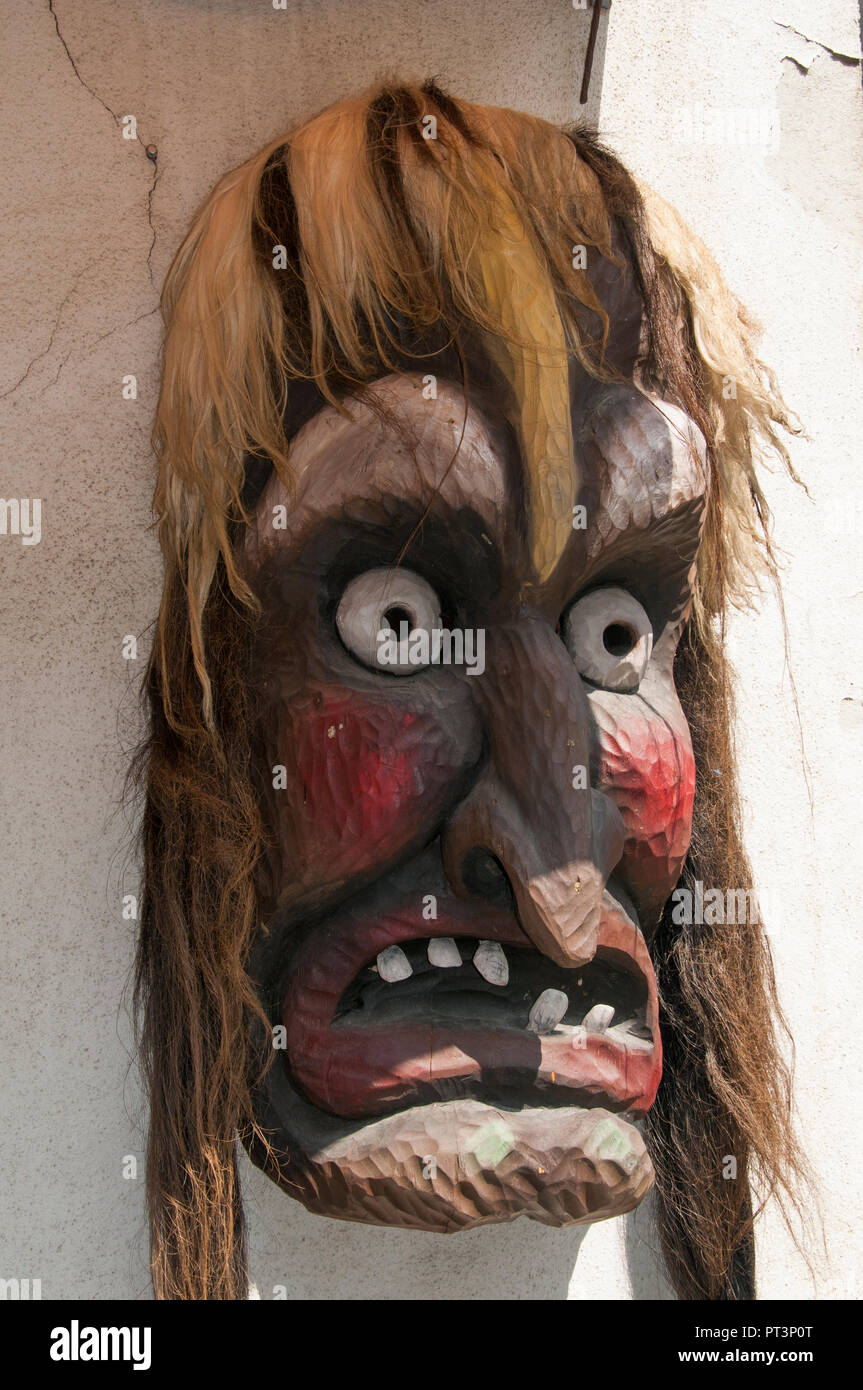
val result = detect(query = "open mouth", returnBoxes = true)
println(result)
[336,936,651,1040]
[282,894,661,1120]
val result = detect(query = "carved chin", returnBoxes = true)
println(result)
[246,1063,654,1232]
[305,1106,652,1231]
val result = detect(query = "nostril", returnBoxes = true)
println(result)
[461,848,513,904]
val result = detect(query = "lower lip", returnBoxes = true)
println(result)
[283,903,661,1120]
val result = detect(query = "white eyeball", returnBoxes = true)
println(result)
[562,586,653,693]
[335,567,442,675]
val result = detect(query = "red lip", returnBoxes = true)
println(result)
[283,897,661,1119]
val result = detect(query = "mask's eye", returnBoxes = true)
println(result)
[336,567,442,676]
[561,586,653,693]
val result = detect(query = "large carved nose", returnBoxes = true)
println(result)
[441,618,625,968]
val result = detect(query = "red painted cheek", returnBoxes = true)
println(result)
[276,694,469,888]
[596,711,695,911]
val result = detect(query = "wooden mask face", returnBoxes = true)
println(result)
[241,358,707,1230]
[141,82,801,1300]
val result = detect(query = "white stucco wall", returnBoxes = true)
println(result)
[1,0,860,1300]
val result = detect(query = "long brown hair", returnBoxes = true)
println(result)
[135,79,808,1299]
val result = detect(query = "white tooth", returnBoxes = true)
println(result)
[428,937,461,968]
[377,945,412,982]
[527,988,569,1034]
[583,1003,615,1033]
[473,939,509,986]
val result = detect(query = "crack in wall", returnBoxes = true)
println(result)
[0,258,98,399]
[145,165,160,281]
[48,0,122,127]
[50,346,77,389]
[51,308,161,390]
[47,0,161,283]
[1,268,158,400]
[87,307,160,356]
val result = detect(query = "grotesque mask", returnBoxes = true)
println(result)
[137,82,801,1300]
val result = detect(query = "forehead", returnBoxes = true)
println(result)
[248,372,707,573]
[578,388,709,562]
[250,375,510,553]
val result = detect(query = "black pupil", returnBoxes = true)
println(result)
[384,606,414,632]
[603,622,635,657]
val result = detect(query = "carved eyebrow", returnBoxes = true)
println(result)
[249,409,514,562]
[596,487,706,555]
[250,463,508,556]
[578,495,706,627]
[247,495,507,628]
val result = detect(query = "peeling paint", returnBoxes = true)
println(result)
[774,19,862,68]
[839,697,863,728]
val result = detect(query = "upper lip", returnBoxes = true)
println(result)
[281,892,661,1120]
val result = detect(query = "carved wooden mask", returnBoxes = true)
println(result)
[243,368,705,1229]
[140,81,796,1299]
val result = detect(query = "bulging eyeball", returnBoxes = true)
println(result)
[562,586,653,693]
[336,567,442,675]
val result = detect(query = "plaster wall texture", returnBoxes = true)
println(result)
[1,0,860,1300]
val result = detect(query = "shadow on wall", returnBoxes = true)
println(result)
[624,1192,676,1300]
[241,1149,671,1299]
[241,1145,590,1299]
